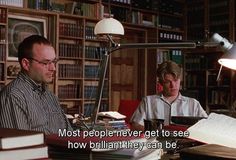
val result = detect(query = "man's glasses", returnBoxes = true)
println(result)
[28,58,59,67]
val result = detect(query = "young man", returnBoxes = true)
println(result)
[130,60,207,131]
[0,35,73,134]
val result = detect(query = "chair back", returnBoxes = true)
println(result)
[118,99,140,123]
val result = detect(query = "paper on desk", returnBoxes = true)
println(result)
[98,111,126,119]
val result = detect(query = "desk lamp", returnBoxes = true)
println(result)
[89,17,236,129]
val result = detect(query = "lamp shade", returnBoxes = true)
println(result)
[218,43,236,70]
[94,18,124,35]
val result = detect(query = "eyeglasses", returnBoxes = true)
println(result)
[28,58,59,67]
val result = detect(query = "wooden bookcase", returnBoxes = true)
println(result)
[183,48,234,113]
[101,0,186,109]
[0,0,108,117]
[185,0,236,114]
[0,0,188,114]
[0,7,7,91]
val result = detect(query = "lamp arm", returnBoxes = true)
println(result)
[119,42,196,49]
[108,42,197,53]
[108,41,226,53]
[91,50,110,129]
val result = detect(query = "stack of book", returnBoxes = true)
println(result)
[97,111,129,131]
[0,128,48,160]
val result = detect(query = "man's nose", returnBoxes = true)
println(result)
[48,63,56,71]
[170,81,175,88]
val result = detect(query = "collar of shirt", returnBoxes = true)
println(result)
[159,93,186,105]
[18,72,46,93]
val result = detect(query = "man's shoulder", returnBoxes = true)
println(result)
[145,94,160,99]
[143,95,162,103]
[180,95,200,103]
[0,78,25,96]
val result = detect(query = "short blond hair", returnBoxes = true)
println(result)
[157,60,181,83]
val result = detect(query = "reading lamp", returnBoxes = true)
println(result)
[89,17,236,129]
[212,33,236,70]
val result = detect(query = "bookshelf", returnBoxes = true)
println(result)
[83,20,109,115]
[183,49,232,112]
[0,7,7,91]
[0,0,106,117]
[57,14,84,114]
[3,0,235,117]
[209,0,231,39]
[0,0,188,113]
[101,0,186,103]
[186,0,205,41]
[185,0,236,114]
[187,0,233,40]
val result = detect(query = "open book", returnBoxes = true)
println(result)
[97,111,126,120]
[187,113,236,148]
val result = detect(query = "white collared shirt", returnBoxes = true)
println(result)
[130,94,208,126]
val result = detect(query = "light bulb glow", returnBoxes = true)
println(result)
[218,58,236,70]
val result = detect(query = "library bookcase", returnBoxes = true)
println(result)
[185,0,236,115]
[0,0,187,116]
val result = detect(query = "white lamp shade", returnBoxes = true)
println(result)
[218,43,236,70]
[94,18,124,35]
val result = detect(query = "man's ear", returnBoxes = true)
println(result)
[21,58,30,71]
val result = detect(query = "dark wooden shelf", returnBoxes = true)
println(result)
[58,57,83,60]
[159,12,183,18]
[58,77,83,80]
[207,85,231,89]
[184,86,206,90]
[0,22,6,25]
[59,36,83,40]
[59,98,83,101]
[102,2,131,9]
[158,27,184,33]
[84,98,108,101]
[84,78,109,81]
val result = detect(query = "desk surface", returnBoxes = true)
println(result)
[161,153,180,160]
[180,144,236,160]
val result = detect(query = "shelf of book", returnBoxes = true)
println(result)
[183,50,234,113]
[0,0,189,117]
[0,7,6,88]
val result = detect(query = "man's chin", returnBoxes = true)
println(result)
[169,92,179,97]
[44,78,53,83]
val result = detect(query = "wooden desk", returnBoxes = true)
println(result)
[161,153,180,160]
[180,144,236,160]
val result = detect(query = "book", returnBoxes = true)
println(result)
[46,132,142,150]
[187,113,236,148]
[0,144,48,160]
[180,144,236,160]
[0,128,44,149]
[98,111,126,120]
[64,2,77,14]
[92,138,163,160]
